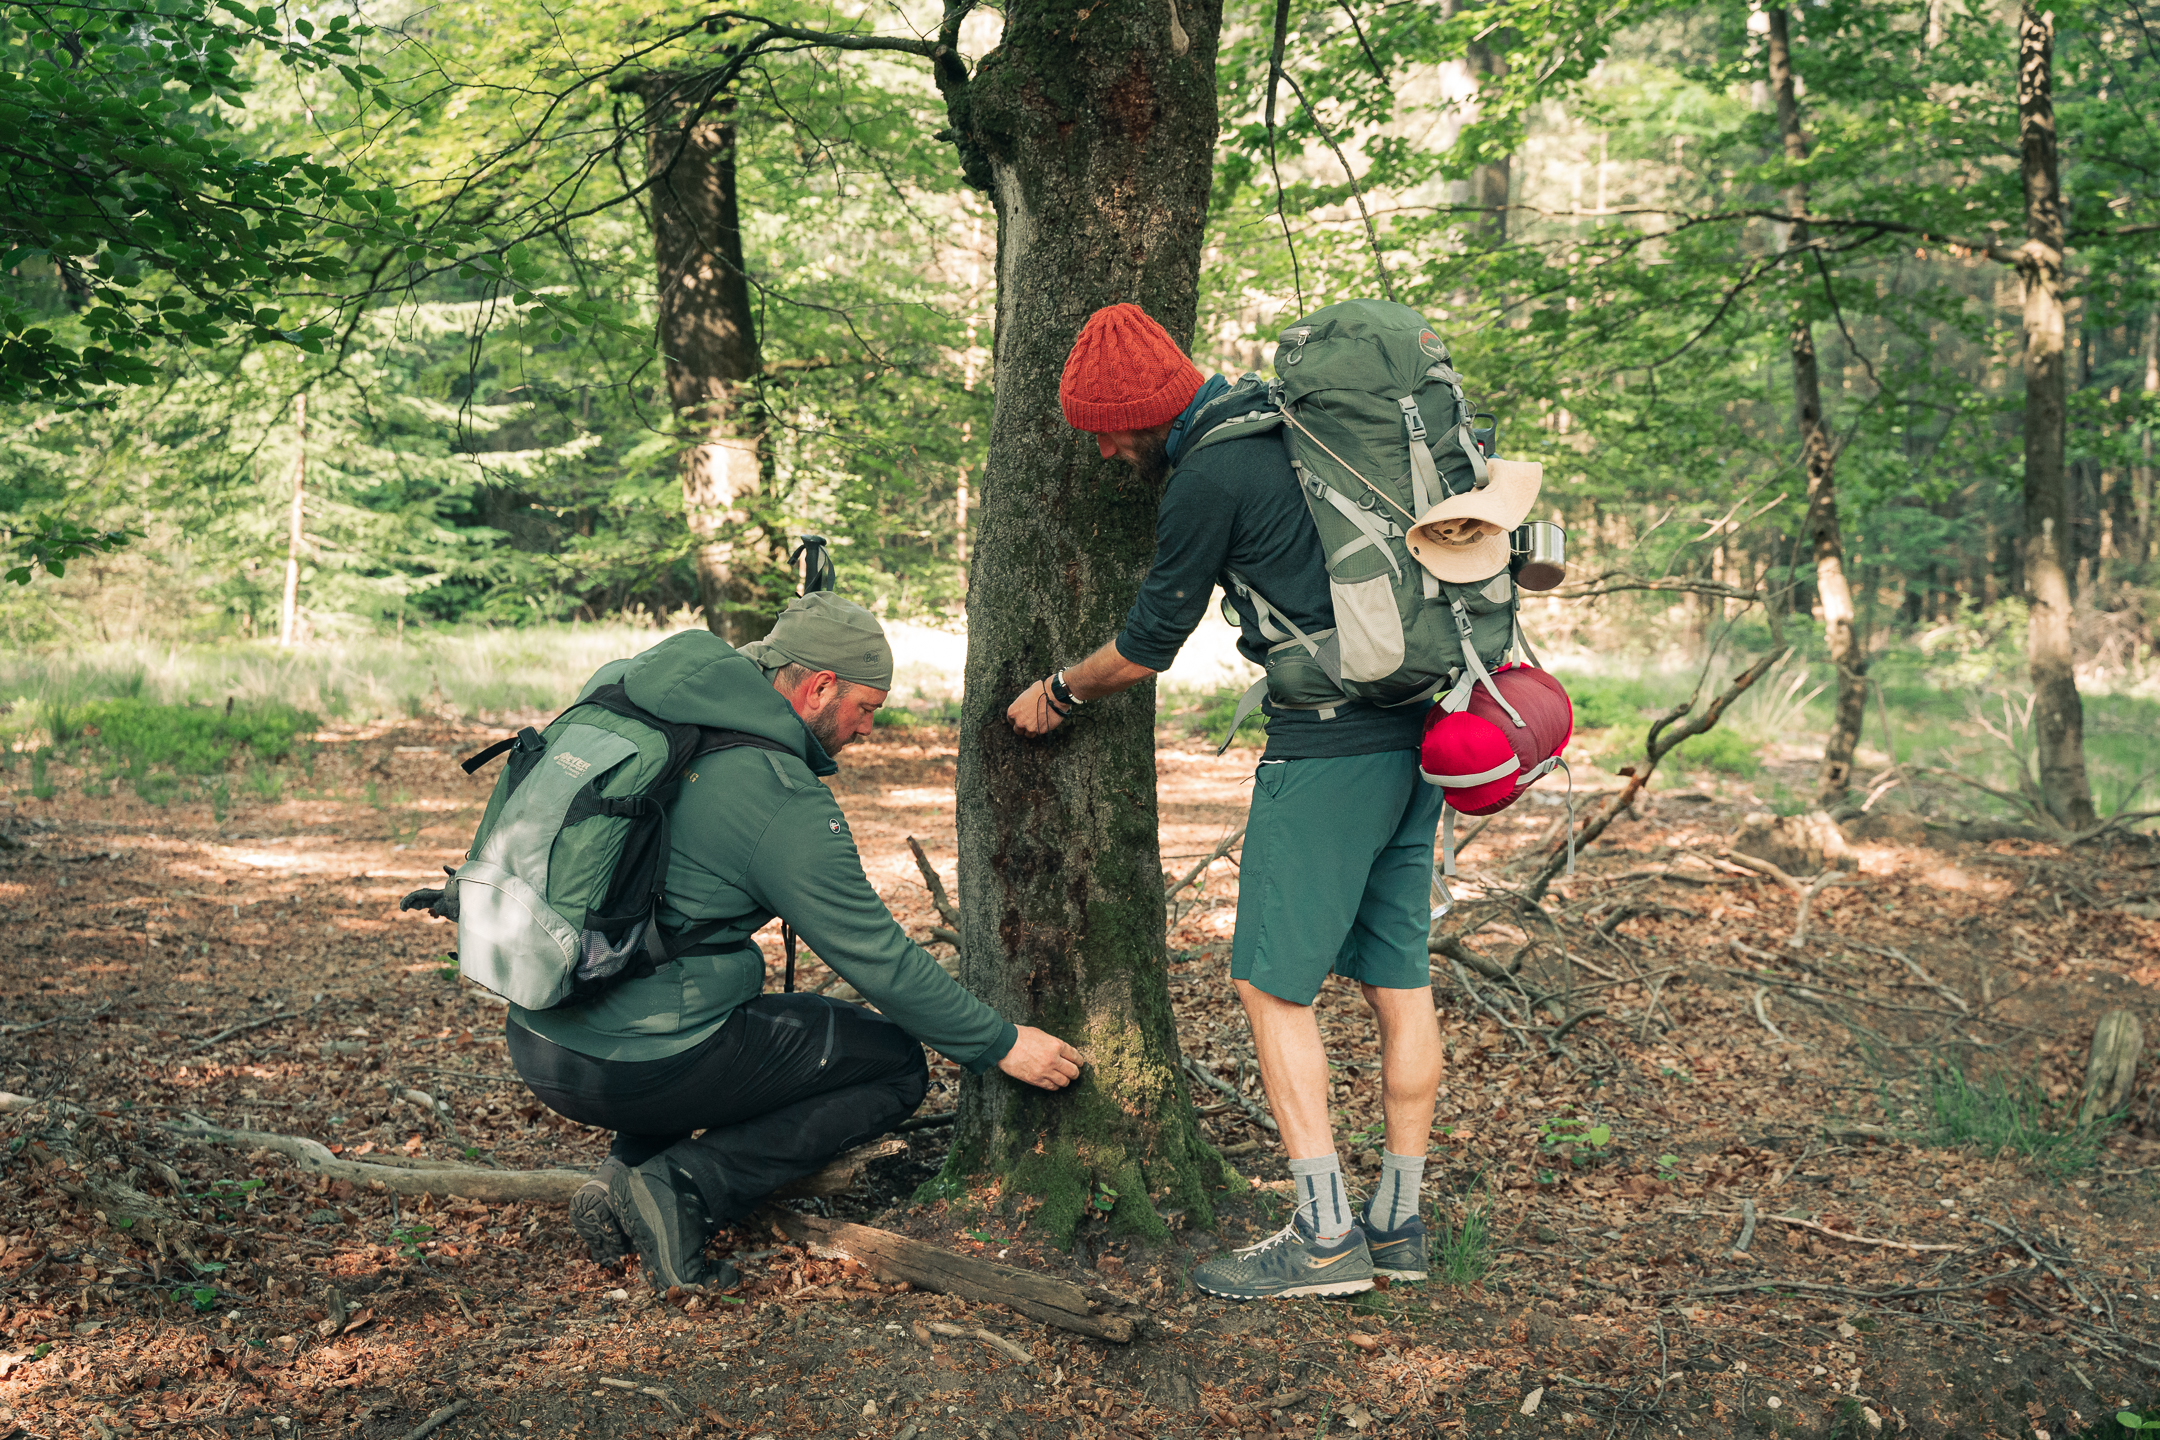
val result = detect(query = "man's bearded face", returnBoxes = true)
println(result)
[1128,433,1172,486]
[802,688,853,754]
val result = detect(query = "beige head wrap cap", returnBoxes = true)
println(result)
[736,592,895,690]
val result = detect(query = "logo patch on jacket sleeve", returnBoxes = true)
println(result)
[829,819,843,833]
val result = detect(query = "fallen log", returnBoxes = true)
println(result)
[167,1119,591,1202]
[7,1090,912,1207]
[772,1137,907,1198]
[766,1210,1137,1343]
[167,1120,910,1206]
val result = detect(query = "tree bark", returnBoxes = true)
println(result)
[280,392,306,648]
[1765,8,1865,809]
[2137,310,2158,569]
[937,0,1231,1240]
[1444,0,1510,243]
[2014,4,2097,830]
[640,76,772,645]
[1465,35,1510,240]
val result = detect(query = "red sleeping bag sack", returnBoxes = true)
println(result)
[1419,663,1573,812]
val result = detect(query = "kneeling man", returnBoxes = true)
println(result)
[509,594,1082,1288]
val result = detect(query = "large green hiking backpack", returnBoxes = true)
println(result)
[1183,299,1532,747]
[399,680,790,1011]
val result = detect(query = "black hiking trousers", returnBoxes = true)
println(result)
[506,995,928,1224]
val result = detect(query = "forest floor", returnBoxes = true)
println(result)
[1,716,2157,1440]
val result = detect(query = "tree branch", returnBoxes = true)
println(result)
[1522,647,1792,901]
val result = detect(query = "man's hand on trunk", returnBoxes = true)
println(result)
[999,1025,1083,1089]
[1003,640,1158,741]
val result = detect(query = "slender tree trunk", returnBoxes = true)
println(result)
[937,0,1230,1240]
[280,392,305,648]
[2136,311,2157,568]
[2014,5,2097,830]
[640,77,771,645]
[1466,37,1509,241]
[1765,9,1865,808]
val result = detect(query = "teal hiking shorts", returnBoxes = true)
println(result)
[1230,750,1444,1005]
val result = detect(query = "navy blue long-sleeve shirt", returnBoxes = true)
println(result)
[1114,377,1425,759]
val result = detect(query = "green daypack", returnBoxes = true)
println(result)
[400,679,791,1011]
[1181,299,1529,748]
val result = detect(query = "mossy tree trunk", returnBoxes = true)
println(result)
[933,0,1232,1240]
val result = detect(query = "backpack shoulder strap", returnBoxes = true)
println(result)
[1180,376,1287,463]
[651,730,811,972]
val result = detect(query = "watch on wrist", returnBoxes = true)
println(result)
[1050,670,1082,709]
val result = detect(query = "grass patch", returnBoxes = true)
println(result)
[243,761,284,801]
[78,699,316,774]
[875,696,962,728]
[0,624,673,726]
[1432,1190,1494,1286]
[1167,686,1266,743]
[1668,726,1763,778]
[1924,1064,2116,1178]
[1563,675,1659,731]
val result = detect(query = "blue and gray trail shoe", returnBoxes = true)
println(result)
[1191,1222,1375,1301]
[609,1154,732,1291]
[570,1157,631,1266]
[1359,1210,1429,1282]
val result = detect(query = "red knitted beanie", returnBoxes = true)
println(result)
[1059,304,1205,433]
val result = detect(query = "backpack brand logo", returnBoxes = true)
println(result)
[553,753,593,779]
[1417,329,1446,360]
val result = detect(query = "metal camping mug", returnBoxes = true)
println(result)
[1511,521,1567,592]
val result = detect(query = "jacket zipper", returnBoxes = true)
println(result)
[818,1006,837,1070]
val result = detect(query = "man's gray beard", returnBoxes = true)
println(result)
[804,695,851,754]
[1132,435,1172,486]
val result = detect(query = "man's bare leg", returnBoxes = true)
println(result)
[1360,981,1442,1242]
[1234,978,1334,1159]
[1361,982,1442,1155]
[1235,978,1367,1245]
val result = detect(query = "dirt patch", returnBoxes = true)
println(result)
[1,722,2156,1438]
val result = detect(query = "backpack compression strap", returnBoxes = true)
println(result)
[462,727,544,774]
[1216,569,1346,754]
[1440,599,1526,727]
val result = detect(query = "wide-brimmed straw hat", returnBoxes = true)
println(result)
[1405,458,1544,583]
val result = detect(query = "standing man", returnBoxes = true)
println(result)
[507,595,1083,1290]
[1005,304,1443,1300]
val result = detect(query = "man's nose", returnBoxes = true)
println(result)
[1096,434,1116,459]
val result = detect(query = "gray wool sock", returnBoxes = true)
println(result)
[1364,1150,1427,1234]
[1287,1154,1355,1242]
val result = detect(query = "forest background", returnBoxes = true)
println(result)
[2,0,2158,824]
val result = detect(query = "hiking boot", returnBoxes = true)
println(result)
[608,1154,719,1291]
[570,1158,632,1266]
[1360,1211,1429,1282]
[1191,1222,1375,1301]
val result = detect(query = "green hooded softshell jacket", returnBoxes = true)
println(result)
[506,630,1018,1072]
